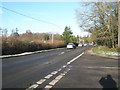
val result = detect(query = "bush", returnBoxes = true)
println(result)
[2,37,66,55]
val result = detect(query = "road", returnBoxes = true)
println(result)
[2,46,118,89]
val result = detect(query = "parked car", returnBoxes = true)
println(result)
[78,43,83,47]
[67,43,76,49]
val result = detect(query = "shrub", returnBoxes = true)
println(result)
[2,36,66,55]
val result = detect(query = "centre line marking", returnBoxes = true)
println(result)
[43,68,71,90]
[26,52,84,90]
[26,84,39,90]
[51,71,58,75]
[44,85,52,89]
[36,79,46,84]
[44,74,53,79]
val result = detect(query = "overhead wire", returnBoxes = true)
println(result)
[0,6,63,30]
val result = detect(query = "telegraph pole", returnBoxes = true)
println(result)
[51,27,54,44]
[52,33,54,44]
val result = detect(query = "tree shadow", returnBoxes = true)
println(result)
[99,74,118,90]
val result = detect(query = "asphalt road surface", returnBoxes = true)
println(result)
[2,46,118,89]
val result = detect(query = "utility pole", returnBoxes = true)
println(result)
[52,33,54,44]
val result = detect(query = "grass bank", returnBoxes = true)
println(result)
[92,46,120,56]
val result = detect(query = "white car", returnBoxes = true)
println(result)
[78,43,83,47]
[67,43,76,49]
[84,44,87,46]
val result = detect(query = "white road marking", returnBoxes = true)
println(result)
[58,68,62,71]
[59,52,65,55]
[44,85,52,89]
[49,73,64,86]
[51,71,58,75]
[88,66,119,69]
[44,74,53,79]
[67,68,71,71]
[36,79,46,84]
[49,79,59,86]
[26,84,39,90]
[26,52,84,90]
[67,52,84,65]
[55,74,63,80]
[67,62,71,65]
[43,68,70,89]
[62,65,67,68]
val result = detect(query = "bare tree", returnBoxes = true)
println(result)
[76,2,118,48]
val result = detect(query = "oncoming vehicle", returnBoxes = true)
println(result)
[84,44,87,46]
[78,43,83,47]
[67,43,76,49]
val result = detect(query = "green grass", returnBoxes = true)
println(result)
[92,46,120,56]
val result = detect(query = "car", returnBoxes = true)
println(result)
[78,43,83,47]
[84,44,87,46]
[67,43,76,49]
[73,43,78,47]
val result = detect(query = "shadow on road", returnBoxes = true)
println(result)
[99,74,118,90]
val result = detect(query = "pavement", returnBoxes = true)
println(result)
[2,46,119,89]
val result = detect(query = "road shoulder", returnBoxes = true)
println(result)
[52,53,118,88]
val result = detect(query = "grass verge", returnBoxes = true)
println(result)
[92,46,120,56]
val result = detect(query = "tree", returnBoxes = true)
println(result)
[76,2,118,48]
[11,28,19,37]
[61,26,73,44]
[2,28,8,37]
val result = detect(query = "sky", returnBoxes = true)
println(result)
[0,2,89,37]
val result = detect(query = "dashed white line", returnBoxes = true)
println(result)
[59,52,65,55]
[58,68,62,71]
[43,68,70,89]
[88,66,119,69]
[26,84,39,90]
[36,79,46,84]
[55,75,63,80]
[44,74,53,79]
[51,71,58,75]
[44,85,52,89]
[26,52,84,90]
[49,79,60,86]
